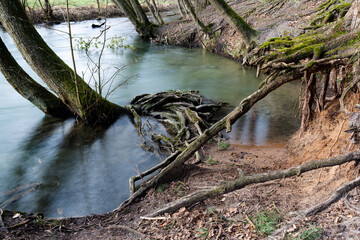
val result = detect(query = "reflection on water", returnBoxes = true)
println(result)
[0,17,299,217]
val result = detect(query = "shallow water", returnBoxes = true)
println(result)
[0,17,300,217]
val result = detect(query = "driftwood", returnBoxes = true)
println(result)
[127,90,222,193]
[267,176,360,240]
[129,90,221,154]
[146,151,360,217]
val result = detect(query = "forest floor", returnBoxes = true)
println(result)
[2,0,360,239]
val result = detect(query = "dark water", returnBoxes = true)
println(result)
[0,17,300,217]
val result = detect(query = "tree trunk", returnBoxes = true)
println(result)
[96,0,101,16]
[183,0,210,36]
[208,0,257,45]
[144,0,160,24]
[129,0,149,25]
[177,0,186,18]
[0,0,125,124]
[0,37,72,118]
[44,0,52,20]
[151,0,164,25]
[343,0,360,31]
[112,0,156,38]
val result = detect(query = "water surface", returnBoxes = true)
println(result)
[0,17,299,217]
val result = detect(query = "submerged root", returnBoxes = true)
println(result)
[127,90,223,194]
[130,90,222,153]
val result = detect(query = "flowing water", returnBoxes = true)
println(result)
[0,17,300,218]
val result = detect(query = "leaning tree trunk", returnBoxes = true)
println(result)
[0,37,72,118]
[208,0,257,46]
[176,0,186,18]
[144,0,161,25]
[112,0,156,38]
[183,0,210,36]
[0,0,125,124]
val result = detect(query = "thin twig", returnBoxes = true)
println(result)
[7,219,30,229]
[245,214,256,229]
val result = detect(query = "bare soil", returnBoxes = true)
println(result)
[1,0,360,239]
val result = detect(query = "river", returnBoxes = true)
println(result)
[0,17,300,217]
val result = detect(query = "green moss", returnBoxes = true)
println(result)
[305,61,316,68]
[311,0,351,26]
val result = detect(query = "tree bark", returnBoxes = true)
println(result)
[177,0,186,18]
[343,0,360,31]
[129,0,150,25]
[144,0,160,25]
[44,0,52,20]
[208,0,257,45]
[0,0,125,124]
[183,0,210,36]
[112,0,156,38]
[151,0,164,25]
[0,37,72,117]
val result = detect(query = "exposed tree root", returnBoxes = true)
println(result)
[130,90,221,154]
[144,151,360,217]
[267,176,360,240]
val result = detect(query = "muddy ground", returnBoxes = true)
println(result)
[1,0,360,239]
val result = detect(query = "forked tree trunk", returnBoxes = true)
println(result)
[151,0,164,25]
[44,0,52,20]
[0,0,125,124]
[0,37,72,118]
[112,0,156,38]
[144,0,161,24]
[208,0,257,45]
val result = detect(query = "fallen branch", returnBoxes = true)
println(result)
[7,219,30,229]
[115,70,303,211]
[145,151,360,217]
[107,224,146,238]
[129,150,181,195]
[267,176,360,240]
